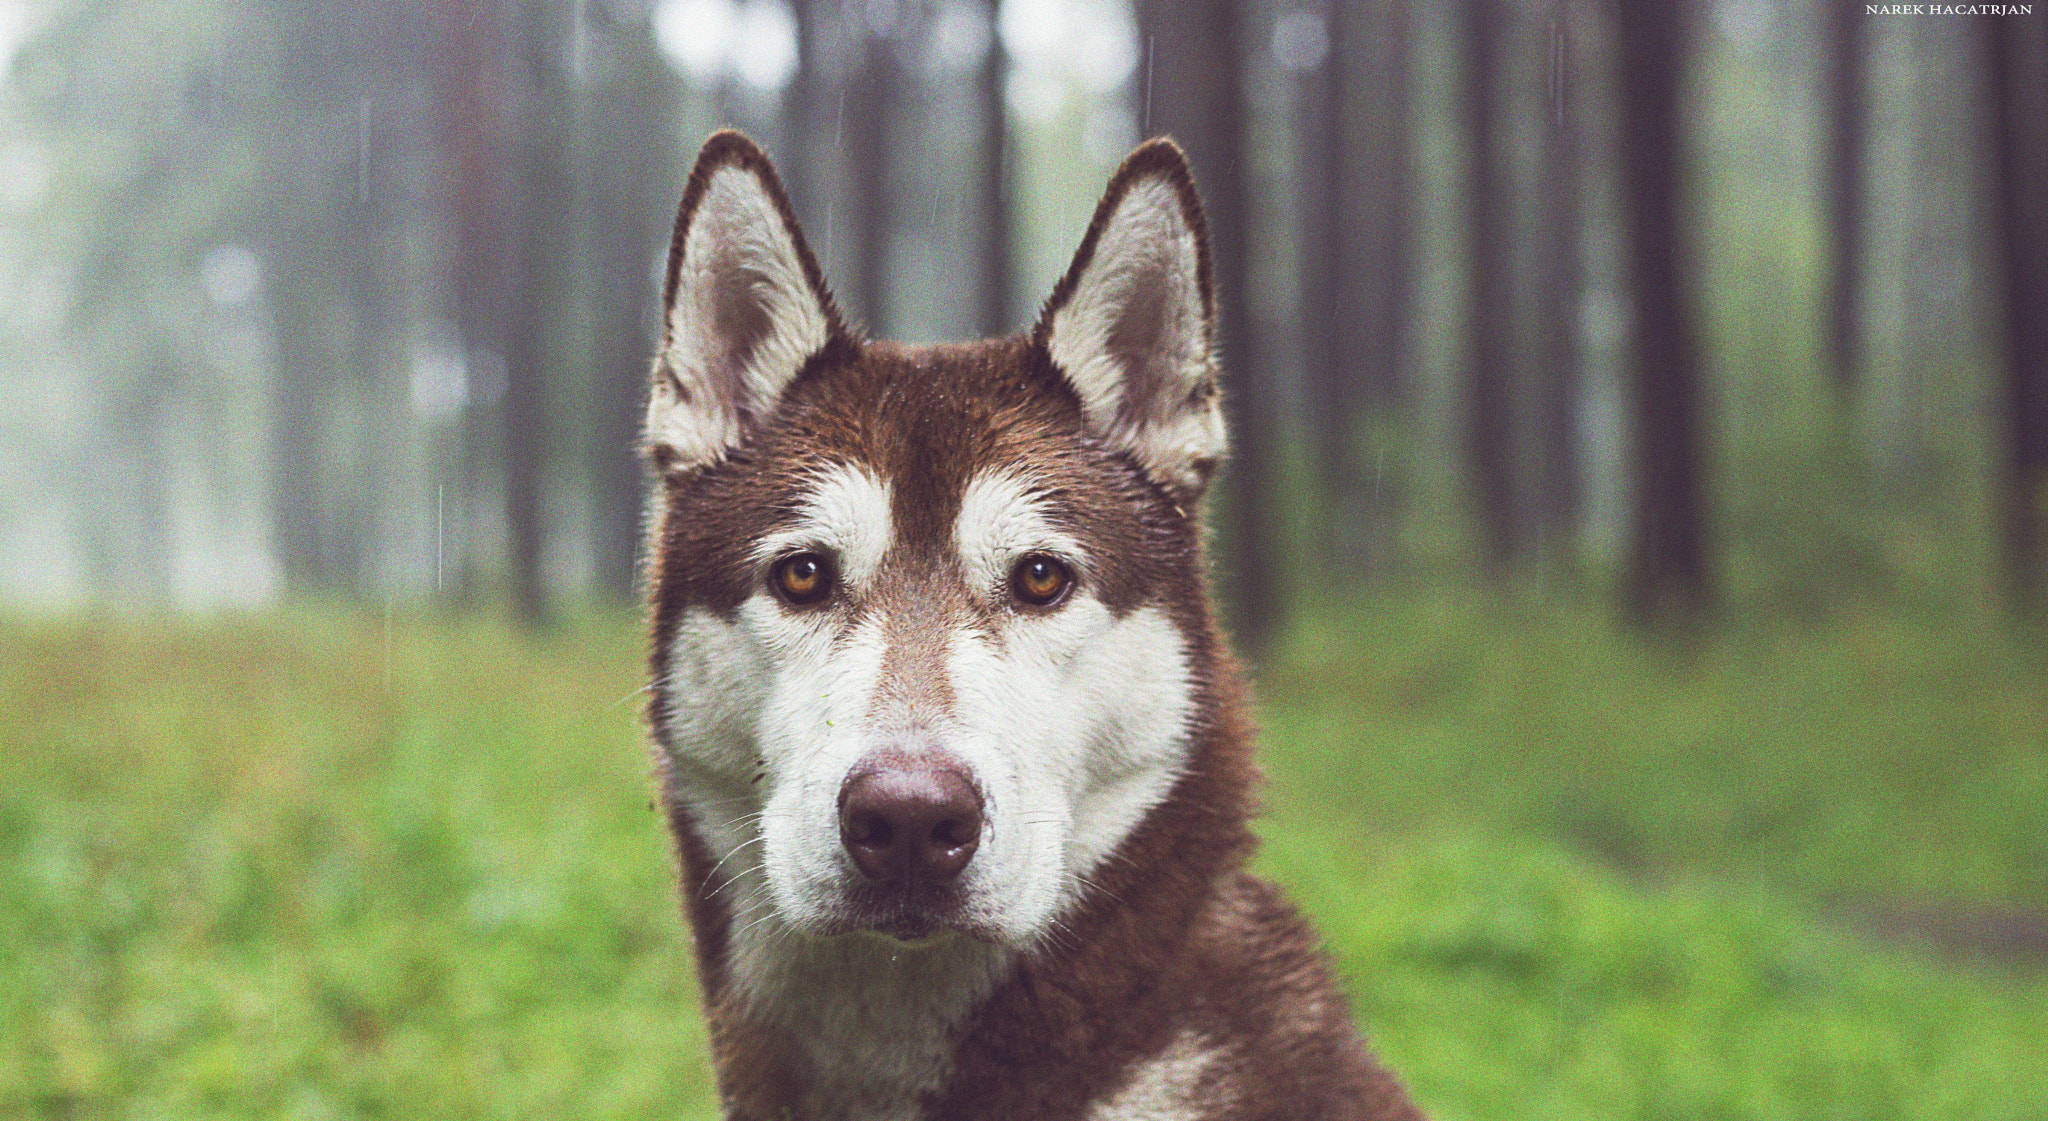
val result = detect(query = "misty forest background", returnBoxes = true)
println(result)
[3,0,2044,631]
[4,0,2047,1118]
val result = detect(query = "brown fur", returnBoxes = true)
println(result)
[644,131,1425,1120]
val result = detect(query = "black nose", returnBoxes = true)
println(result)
[837,758,983,885]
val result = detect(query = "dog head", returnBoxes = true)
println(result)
[646,131,1228,953]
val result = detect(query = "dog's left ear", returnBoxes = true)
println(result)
[1035,139,1227,500]
[646,130,848,478]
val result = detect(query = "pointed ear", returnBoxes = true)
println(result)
[1034,138,1226,500]
[646,130,849,477]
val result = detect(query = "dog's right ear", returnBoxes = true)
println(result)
[646,130,848,478]
[1035,139,1226,502]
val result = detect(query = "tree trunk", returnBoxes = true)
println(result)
[1464,0,1518,574]
[1301,0,1349,559]
[1983,17,2048,614]
[845,20,898,335]
[1335,0,1417,576]
[502,0,572,627]
[975,0,1014,337]
[1825,0,1868,394]
[1532,0,1584,556]
[266,233,334,592]
[436,0,514,607]
[261,0,422,597]
[1615,0,1711,626]
[585,4,679,601]
[1364,0,1415,417]
[1136,0,1275,652]
[782,0,820,210]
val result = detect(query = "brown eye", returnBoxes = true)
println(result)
[1010,554,1074,607]
[772,552,834,605]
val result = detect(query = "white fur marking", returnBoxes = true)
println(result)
[668,606,1008,1118]
[942,467,1199,936]
[1085,1030,1225,1121]
[752,463,895,592]
[954,467,1087,594]
[708,597,1017,1120]
[943,601,1196,940]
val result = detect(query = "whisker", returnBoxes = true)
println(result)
[609,683,656,710]
[701,833,770,895]
[731,906,785,945]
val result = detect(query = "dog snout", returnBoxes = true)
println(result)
[837,756,983,885]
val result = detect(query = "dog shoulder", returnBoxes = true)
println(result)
[1000,872,1426,1121]
[1162,872,1425,1121]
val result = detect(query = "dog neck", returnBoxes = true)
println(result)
[726,927,1015,1121]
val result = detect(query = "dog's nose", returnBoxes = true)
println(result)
[837,759,983,885]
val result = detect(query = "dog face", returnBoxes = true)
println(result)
[646,133,1227,956]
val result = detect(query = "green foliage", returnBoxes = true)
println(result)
[1687,31,2004,622]
[1267,834,2047,1121]
[1257,593,2048,1118]
[1265,592,2048,904]
[2,611,713,1118]
[4,605,2043,1118]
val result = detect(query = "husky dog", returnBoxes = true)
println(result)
[642,129,1425,1121]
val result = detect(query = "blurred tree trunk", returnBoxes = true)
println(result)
[845,16,898,335]
[374,10,443,600]
[336,0,425,594]
[338,222,387,589]
[1136,0,1274,652]
[1332,0,1417,574]
[783,0,820,207]
[1615,0,1711,626]
[262,0,415,596]
[1983,17,2048,614]
[501,0,574,627]
[267,232,334,592]
[1882,16,1960,501]
[1464,0,1518,574]
[1531,0,1584,556]
[1364,0,1415,417]
[1300,0,1347,560]
[437,0,513,606]
[1825,0,1868,394]
[584,3,679,600]
[343,91,417,594]
[115,370,177,603]
[975,0,1014,336]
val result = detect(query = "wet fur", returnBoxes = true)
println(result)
[643,131,1425,1121]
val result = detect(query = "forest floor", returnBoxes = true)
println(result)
[4,597,2043,1119]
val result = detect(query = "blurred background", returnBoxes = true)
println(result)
[4,1,2046,1118]
[0,0,2041,632]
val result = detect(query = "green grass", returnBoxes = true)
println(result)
[1261,593,2048,906]
[3,612,711,1118]
[3,602,2044,1119]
